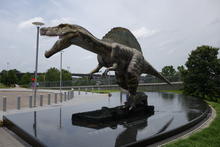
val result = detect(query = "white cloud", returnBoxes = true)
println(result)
[17,17,75,30]
[132,27,159,38]
[18,17,45,29]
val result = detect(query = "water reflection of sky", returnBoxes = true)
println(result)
[5,92,208,147]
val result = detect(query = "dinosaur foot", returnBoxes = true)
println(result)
[125,92,149,110]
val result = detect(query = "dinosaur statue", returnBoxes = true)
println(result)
[40,24,171,108]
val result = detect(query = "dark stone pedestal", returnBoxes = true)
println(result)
[72,105,154,129]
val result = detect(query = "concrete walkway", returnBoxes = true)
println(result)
[0,88,72,119]
[0,88,108,146]
[0,128,26,147]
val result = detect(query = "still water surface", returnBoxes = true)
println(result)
[5,92,208,147]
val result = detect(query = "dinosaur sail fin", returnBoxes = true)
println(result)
[102,27,142,53]
[144,60,172,85]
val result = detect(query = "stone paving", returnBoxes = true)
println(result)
[0,88,108,146]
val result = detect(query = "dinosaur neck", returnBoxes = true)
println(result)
[71,32,112,56]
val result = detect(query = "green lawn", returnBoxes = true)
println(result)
[163,91,220,147]
[160,90,183,94]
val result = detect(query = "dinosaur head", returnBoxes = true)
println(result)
[40,24,82,58]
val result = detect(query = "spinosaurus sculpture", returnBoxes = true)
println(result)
[40,24,171,109]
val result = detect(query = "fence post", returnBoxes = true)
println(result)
[78,87,80,95]
[85,88,87,94]
[17,96,21,110]
[40,95,43,106]
[48,94,51,105]
[64,92,67,101]
[72,89,74,98]
[29,96,33,108]
[67,92,70,100]
[60,93,63,102]
[3,96,7,112]
[55,93,58,104]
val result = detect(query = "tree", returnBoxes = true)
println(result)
[61,69,72,81]
[161,66,176,77]
[20,72,32,85]
[183,45,220,100]
[38,74,46,82]
[61,69,72,86]
[45,67,60,81]
[0,69,19,86]
[161,65,177,82]
[176,65,187,80]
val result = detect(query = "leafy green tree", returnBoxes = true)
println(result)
[45,67,60,81]
[183,45,220,101]
[0,69,19,86]
[161,65,177,82]
[0,70,8,85]
[161,66,176,77]
[61,69,72,81]
[177,65,187,80]
[38,74,46,82]
[20,72,32,85]
[61,69,72,86]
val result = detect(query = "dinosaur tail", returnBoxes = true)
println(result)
[143,60,172,86]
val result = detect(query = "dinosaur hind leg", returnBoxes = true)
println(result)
[88,64,102,80]
[125,73,139,108]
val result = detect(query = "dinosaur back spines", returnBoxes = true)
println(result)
[102,27,142,53]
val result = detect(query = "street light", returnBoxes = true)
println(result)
[32,21,44,107]
[60,51,64,94]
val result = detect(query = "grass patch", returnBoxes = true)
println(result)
[0,83,7,88]
[163,93,220,147]
[160,90,183,94]
[87,89,119,94]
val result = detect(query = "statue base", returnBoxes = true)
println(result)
[72,105,154,129]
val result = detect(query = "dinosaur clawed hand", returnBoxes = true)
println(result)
[88,74,94,80]
[102,69,109,77]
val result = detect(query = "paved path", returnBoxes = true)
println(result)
[0,88,70,112]
[0,128,26,147]
[0,88,108,146]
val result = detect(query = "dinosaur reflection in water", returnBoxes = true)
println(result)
[114,118,148,147]
[114,116,174,147]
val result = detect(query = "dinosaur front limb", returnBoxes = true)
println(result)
[102,63,118,76]
[88,64,103,80]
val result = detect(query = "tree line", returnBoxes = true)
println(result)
[0,68,72,87]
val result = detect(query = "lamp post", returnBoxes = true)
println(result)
[60,51,63,94]
[32,21,44,107]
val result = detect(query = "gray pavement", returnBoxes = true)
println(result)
[0,88,108,146]
[0,128,25,147]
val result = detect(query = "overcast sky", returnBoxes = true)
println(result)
[0,0,220,74]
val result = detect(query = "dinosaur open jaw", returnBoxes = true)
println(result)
[44,33,70,58]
